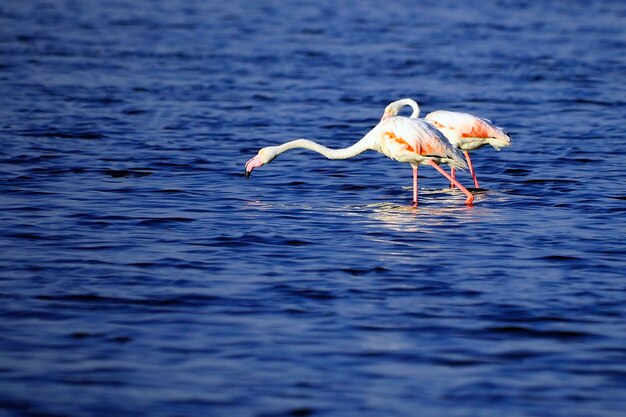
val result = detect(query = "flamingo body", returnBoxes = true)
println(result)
[424,110,511,152]
[376,116,466,168]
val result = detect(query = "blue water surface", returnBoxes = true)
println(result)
[1,1,626,416]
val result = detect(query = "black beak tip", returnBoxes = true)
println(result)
[245,170,250,179]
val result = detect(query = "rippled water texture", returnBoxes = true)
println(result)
[1,1,626,416]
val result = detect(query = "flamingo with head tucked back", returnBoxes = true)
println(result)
[245,109,474,206]
[381,98,512,188]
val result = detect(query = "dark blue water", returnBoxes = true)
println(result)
[1,1,626,416]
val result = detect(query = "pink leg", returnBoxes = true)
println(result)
[464,151,480,188]
[450,167,456,189]
[412,166,418,206]
[427,160,474,206]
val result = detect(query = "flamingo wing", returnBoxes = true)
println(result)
[425,110,511,150]
[377,117,466,168]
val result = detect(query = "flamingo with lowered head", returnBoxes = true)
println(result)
[381,98,512,188]
[245,107,474,206]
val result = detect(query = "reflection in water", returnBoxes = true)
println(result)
[363,188,498,233]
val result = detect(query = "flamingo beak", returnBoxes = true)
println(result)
[244,155,263,178]
[381,111,391,121]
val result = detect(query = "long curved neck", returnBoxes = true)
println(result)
[276,130,378,160]
[399,98,420,118]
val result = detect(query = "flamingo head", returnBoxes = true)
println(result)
[245,146,278,178]
[381,98,420,121]
[381,103,399,121]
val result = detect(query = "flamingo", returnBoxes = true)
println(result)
[381,98,512,188]
[245,111,474,206]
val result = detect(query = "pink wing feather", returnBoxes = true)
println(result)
[425,110,511,150]
[377,117,466,168]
